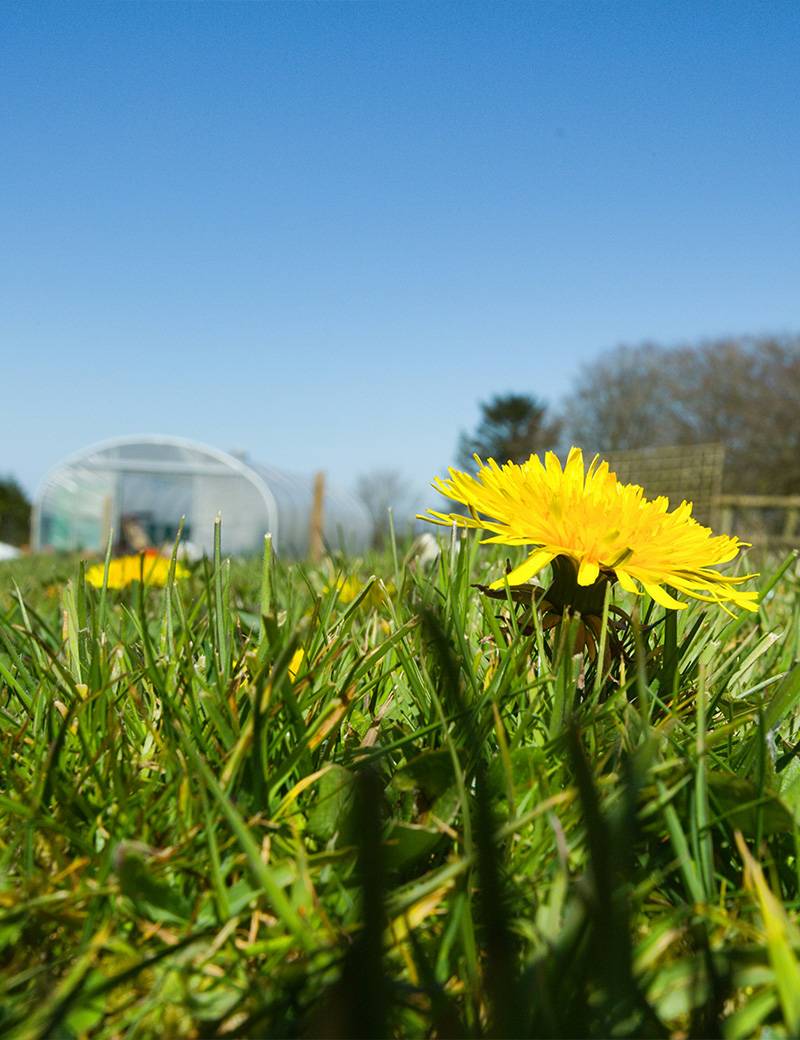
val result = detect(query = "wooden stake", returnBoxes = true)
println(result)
[310,471,325,562]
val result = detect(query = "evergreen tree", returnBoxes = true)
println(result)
[0,477,31,547]
[457,393,561,470]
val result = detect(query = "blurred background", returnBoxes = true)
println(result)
[2,1,799,552]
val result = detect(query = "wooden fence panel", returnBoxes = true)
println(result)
[603,443,725,528]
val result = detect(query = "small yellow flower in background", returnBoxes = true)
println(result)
[328,575,363,605]
[323,574,395,609]
[85,551,190,590]
[421,447,758,616]
[288,647,305,681]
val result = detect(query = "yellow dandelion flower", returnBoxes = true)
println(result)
[328,574,363,604]
[421,447,757,614]
[85,551,190,590]
[288,647,305,681]
[323,575,395,609]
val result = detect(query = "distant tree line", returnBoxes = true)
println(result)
[456,334,800,497]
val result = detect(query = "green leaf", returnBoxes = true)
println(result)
[487,746,545,801]
[775,754,800,824]
[708,772,794,837]
[115,842,192,924]
[391,749,460,802]
[383,820,444,872]
[306,764,358,843]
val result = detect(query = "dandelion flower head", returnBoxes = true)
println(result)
[422,447,757,613]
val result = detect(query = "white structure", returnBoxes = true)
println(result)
[32,436,370,558]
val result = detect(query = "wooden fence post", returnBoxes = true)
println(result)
[310,471,325,563]
[713,494,800,547]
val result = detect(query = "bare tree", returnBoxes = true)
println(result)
[559,342,694,452]
[561,335,800,494]
[355,469,413,548]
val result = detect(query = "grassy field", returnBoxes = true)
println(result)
[1,527,799,1038]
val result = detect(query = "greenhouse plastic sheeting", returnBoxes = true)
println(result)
[33,436,371,558]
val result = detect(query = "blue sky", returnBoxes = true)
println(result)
[3,1,800,515]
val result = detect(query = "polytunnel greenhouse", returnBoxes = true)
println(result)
[32,436,371,558]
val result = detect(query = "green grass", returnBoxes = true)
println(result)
[1,532,800,1038]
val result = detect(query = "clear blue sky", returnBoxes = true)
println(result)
[3,1,799,513]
